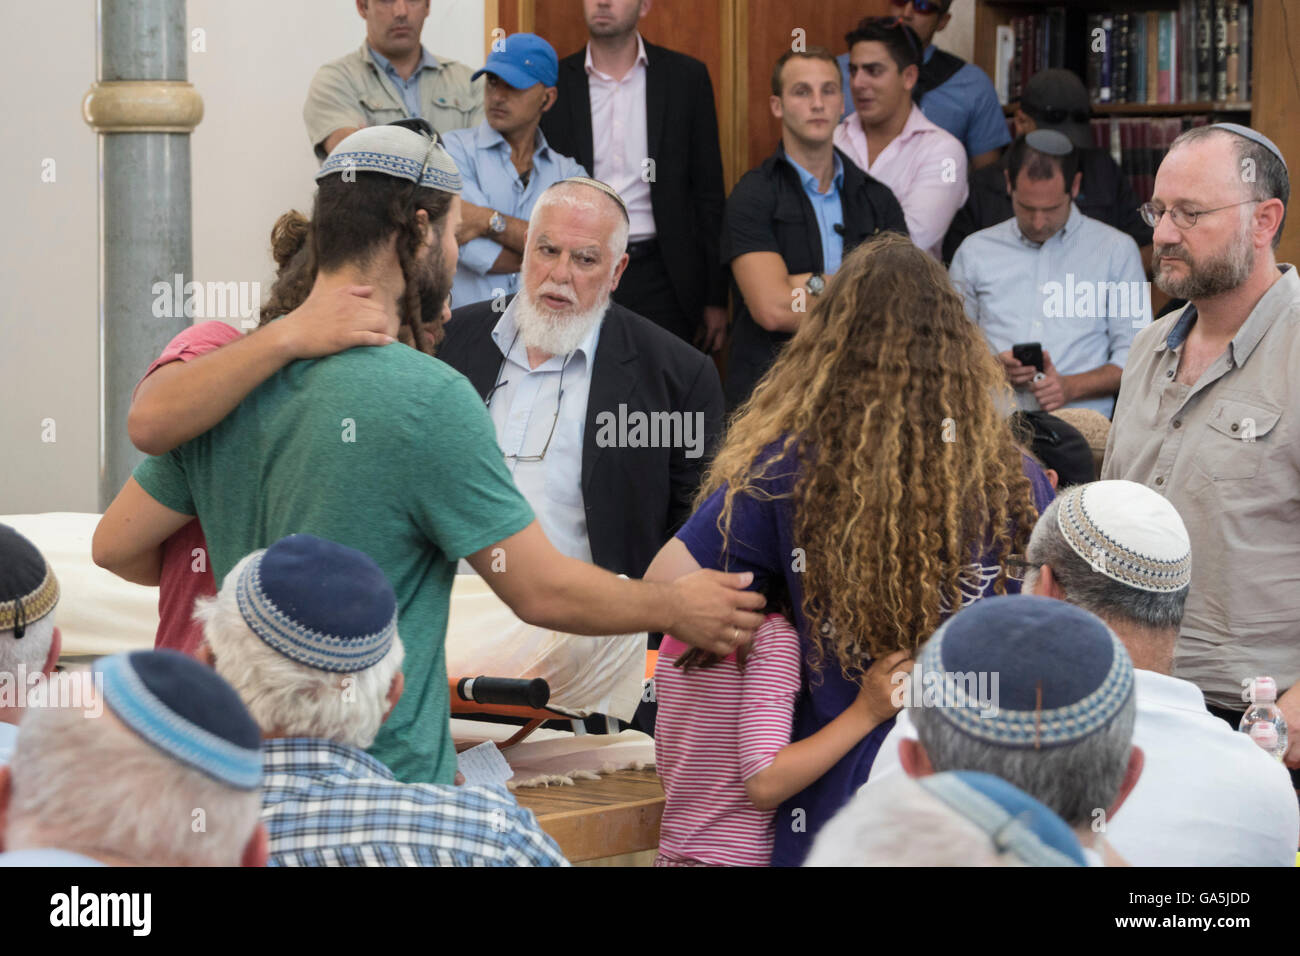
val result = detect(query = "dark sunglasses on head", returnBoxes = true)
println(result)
[890,0,948,15]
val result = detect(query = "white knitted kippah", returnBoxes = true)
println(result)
[317,125,462,194]
[1056,480,1192,593]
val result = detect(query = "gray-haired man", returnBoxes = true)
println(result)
[868,594,1143,865]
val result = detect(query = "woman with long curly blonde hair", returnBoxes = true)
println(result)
[646,233,1055,866]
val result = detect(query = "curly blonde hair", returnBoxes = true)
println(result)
[701,234,1038,676]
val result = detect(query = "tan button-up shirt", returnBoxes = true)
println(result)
[1102,265,1300,708]
[304,44,484,160]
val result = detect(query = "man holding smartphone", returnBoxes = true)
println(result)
[950,131,1148,416]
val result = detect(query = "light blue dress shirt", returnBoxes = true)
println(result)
[839,45,1011,158]
[368,45,440,119]
[442,122,588,308]
[949,204,1149,418]
[0,848,105,866]
[784,152,845,274]
[484,297,603,564]
[0,720,15,765]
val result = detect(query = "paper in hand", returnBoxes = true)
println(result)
[456,740,515,786]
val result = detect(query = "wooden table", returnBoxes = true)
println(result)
[515,768,664,864]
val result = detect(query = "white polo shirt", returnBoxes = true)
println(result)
[870,668,1299,866]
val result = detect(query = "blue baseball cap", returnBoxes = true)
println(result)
[472,32,558,90]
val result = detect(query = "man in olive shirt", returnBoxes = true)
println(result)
[304,0,483,160]
[1101,124,1300,779]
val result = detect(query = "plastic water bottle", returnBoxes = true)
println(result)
[1239,677,1288,761]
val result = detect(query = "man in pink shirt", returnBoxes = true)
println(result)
[127,286,393,654]
[834,17,967,259]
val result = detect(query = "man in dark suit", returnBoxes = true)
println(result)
[438,178,725,583]
[539,0,727,353]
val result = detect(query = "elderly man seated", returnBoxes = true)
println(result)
[874,483,1300,865]
[0,525,63,764]
[869,595,1142,865]
[806,770,1086,867]
[197,533,568,867]
[0,650,267,866]
[1021,481,1298,864]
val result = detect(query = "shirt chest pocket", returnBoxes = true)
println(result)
[1191,398,1281,482]
[360,94,407,124]
[429,93,479,126]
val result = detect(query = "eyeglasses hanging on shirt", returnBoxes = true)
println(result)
[485,327,570,463]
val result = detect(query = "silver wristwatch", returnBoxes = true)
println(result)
[488,211,507,235]
[806,273,826,297]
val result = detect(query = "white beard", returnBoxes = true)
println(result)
[513,284,610,358]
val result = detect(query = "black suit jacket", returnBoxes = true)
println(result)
[438,297,726,578]
[540,41,727,329]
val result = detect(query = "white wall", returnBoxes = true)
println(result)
[934,0,975,61]
[0,0,485,514]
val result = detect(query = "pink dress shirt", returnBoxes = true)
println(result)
[585,34,656,242]
[834,103,968,259]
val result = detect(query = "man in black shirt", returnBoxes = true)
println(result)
[942,69,1153,266]
[724,46,908,411]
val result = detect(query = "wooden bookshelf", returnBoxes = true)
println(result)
[974,0,1300,265]
[1004,101,1251,116]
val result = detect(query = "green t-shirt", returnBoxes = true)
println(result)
[133,343,534,784]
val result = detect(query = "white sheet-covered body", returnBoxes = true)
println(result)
[2,513,646,720]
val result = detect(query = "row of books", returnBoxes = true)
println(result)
[1087,1,1251,105]
[1091,115,1211,205]
[997,7,1086,102]
[994,2,1252,107]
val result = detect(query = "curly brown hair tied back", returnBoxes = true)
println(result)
[699,233,1039,677]
[258,172,454,354]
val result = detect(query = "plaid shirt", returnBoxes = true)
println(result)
[261,738,569,867]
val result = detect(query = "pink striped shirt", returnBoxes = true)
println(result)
[654,613,801,866]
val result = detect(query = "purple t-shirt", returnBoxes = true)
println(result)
[675,441,1056,866]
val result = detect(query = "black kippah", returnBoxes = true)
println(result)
[0,524,59,640]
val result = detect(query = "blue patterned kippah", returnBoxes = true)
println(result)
[919,771,1086,867]
[914,595,1134,748]
[235,534,397,673]
[99,650,262,790]
[317,125,462,193]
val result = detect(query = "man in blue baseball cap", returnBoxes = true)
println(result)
[442,33,587,309]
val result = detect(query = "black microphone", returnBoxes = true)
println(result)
[457,676,550,709]
[833,222,846,235]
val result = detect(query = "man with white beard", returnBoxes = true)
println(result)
[439,177,725,653]
[1102,123,1300,787]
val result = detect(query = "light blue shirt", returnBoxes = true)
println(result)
[0,848,105,866]
[784,152,845,274]
[368,45,440,119]
[949,204,1149,418]
[443,122,588,308]
[839,45,1011,159]
[0,720,15,765]
[485,297,603,563]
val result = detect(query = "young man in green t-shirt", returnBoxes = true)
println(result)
[93,126,764,785]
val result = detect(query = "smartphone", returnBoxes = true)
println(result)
[1012,342,1044,372]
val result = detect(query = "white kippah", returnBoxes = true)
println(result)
[317,126,462,194]
[1056,480,1192,593]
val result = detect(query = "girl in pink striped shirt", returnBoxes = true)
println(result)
[652,580,910,867]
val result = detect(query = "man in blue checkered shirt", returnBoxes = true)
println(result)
[196,533,568,867]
